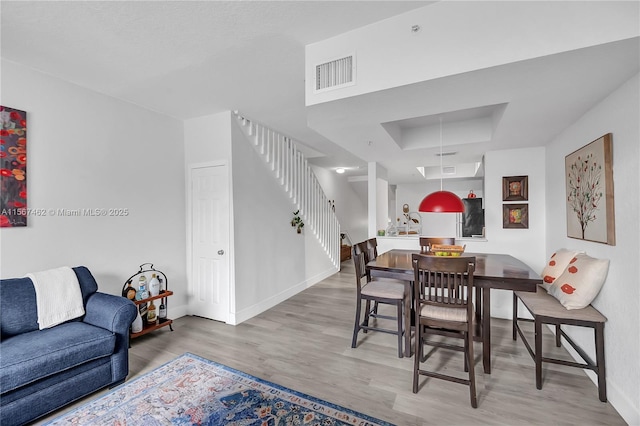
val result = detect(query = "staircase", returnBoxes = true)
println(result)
[234,112,340,268]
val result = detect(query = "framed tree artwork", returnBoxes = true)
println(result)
[565,133,615,245]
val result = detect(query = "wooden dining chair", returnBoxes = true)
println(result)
[366,237,381,316]
[412,253,478,408]
[366,237,379,261]
[352,241,409,358]
[419,237,456,254]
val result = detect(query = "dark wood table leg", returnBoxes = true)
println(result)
[535,318,542,389]
[404,281,412,357]
[475,287,482,337]
[595,322,607,402]
[482,286,491,374]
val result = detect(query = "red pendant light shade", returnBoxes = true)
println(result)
[418,190,465,213]
[418,117,465,213]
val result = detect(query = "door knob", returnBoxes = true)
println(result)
[218,250,225,255]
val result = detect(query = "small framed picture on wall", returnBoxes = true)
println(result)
[503,204,528,229]
[502,176,528,201]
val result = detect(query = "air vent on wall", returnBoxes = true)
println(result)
[315,54,355,92]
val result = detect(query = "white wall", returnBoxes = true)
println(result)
[476,147,547,319]
[311,165,368,246]
[230,120,334,323]
[375,178,388,235]
[0,60,188,315]
[183,111,235,321]
[306,1,638,105]
[545,74,639,425]
[184,113,336,324]
[184,111,232,163]
[367,162,389,238]
[481,147,546,268]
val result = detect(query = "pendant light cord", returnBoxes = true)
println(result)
[439,117,443,191]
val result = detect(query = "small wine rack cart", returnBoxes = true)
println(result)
[122,263,174,339]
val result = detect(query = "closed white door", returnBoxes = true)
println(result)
[188,163,229,322]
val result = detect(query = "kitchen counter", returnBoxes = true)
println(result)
[376,235,487,253]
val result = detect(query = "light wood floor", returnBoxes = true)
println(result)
[38,260,625,425]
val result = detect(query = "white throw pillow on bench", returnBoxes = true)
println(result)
[540,248,583,291]
[548,253,609,310]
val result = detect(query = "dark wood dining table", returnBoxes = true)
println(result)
[366,249,542,374]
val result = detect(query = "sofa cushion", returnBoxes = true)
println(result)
[0,266,99,338]
[0,361,113,426]
[0,357,111,406]
[0,322,115,394]
[73,266,100,304]
[0,277,39,337]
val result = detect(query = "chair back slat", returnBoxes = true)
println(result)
[352,241,370,285]
[366,238,378,262]
[412,254,475,311]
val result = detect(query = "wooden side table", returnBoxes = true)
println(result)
[131,290,174,339]
[341,244,352,262]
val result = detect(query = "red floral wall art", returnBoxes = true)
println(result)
[0,106,27,227]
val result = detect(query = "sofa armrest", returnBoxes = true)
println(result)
[84,293,137,383]
[84,292,136,332]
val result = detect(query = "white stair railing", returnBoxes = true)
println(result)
[234,112,340,268]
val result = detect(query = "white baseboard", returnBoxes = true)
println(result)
[556,329,639,425]
[167,304,189,322]
[228,266,338,325]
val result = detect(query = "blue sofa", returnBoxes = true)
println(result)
[0,266,137,426]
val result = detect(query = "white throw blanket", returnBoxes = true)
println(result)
[26,266,85,329]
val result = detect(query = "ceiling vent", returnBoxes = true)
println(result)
[442,166,456,175]
[315,54,355,92]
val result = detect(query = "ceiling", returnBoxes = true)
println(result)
[2,1,638,184]
[307,36,640,183]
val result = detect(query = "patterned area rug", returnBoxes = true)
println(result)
[45,353,394,426]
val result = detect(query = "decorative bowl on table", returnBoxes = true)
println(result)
[430,244,466,256]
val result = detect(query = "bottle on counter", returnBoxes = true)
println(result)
[136,275,149,300]
[122,280,136,300]
[386,220,397,237]
[139,303,148,325]
[149,273,160,297]
[147,300,157,325]
[131,308,143,333]
[159,301,167,320]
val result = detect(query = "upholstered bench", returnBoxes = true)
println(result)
[512,285,607,402]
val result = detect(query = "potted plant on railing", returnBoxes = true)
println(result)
[291,210,304,234]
